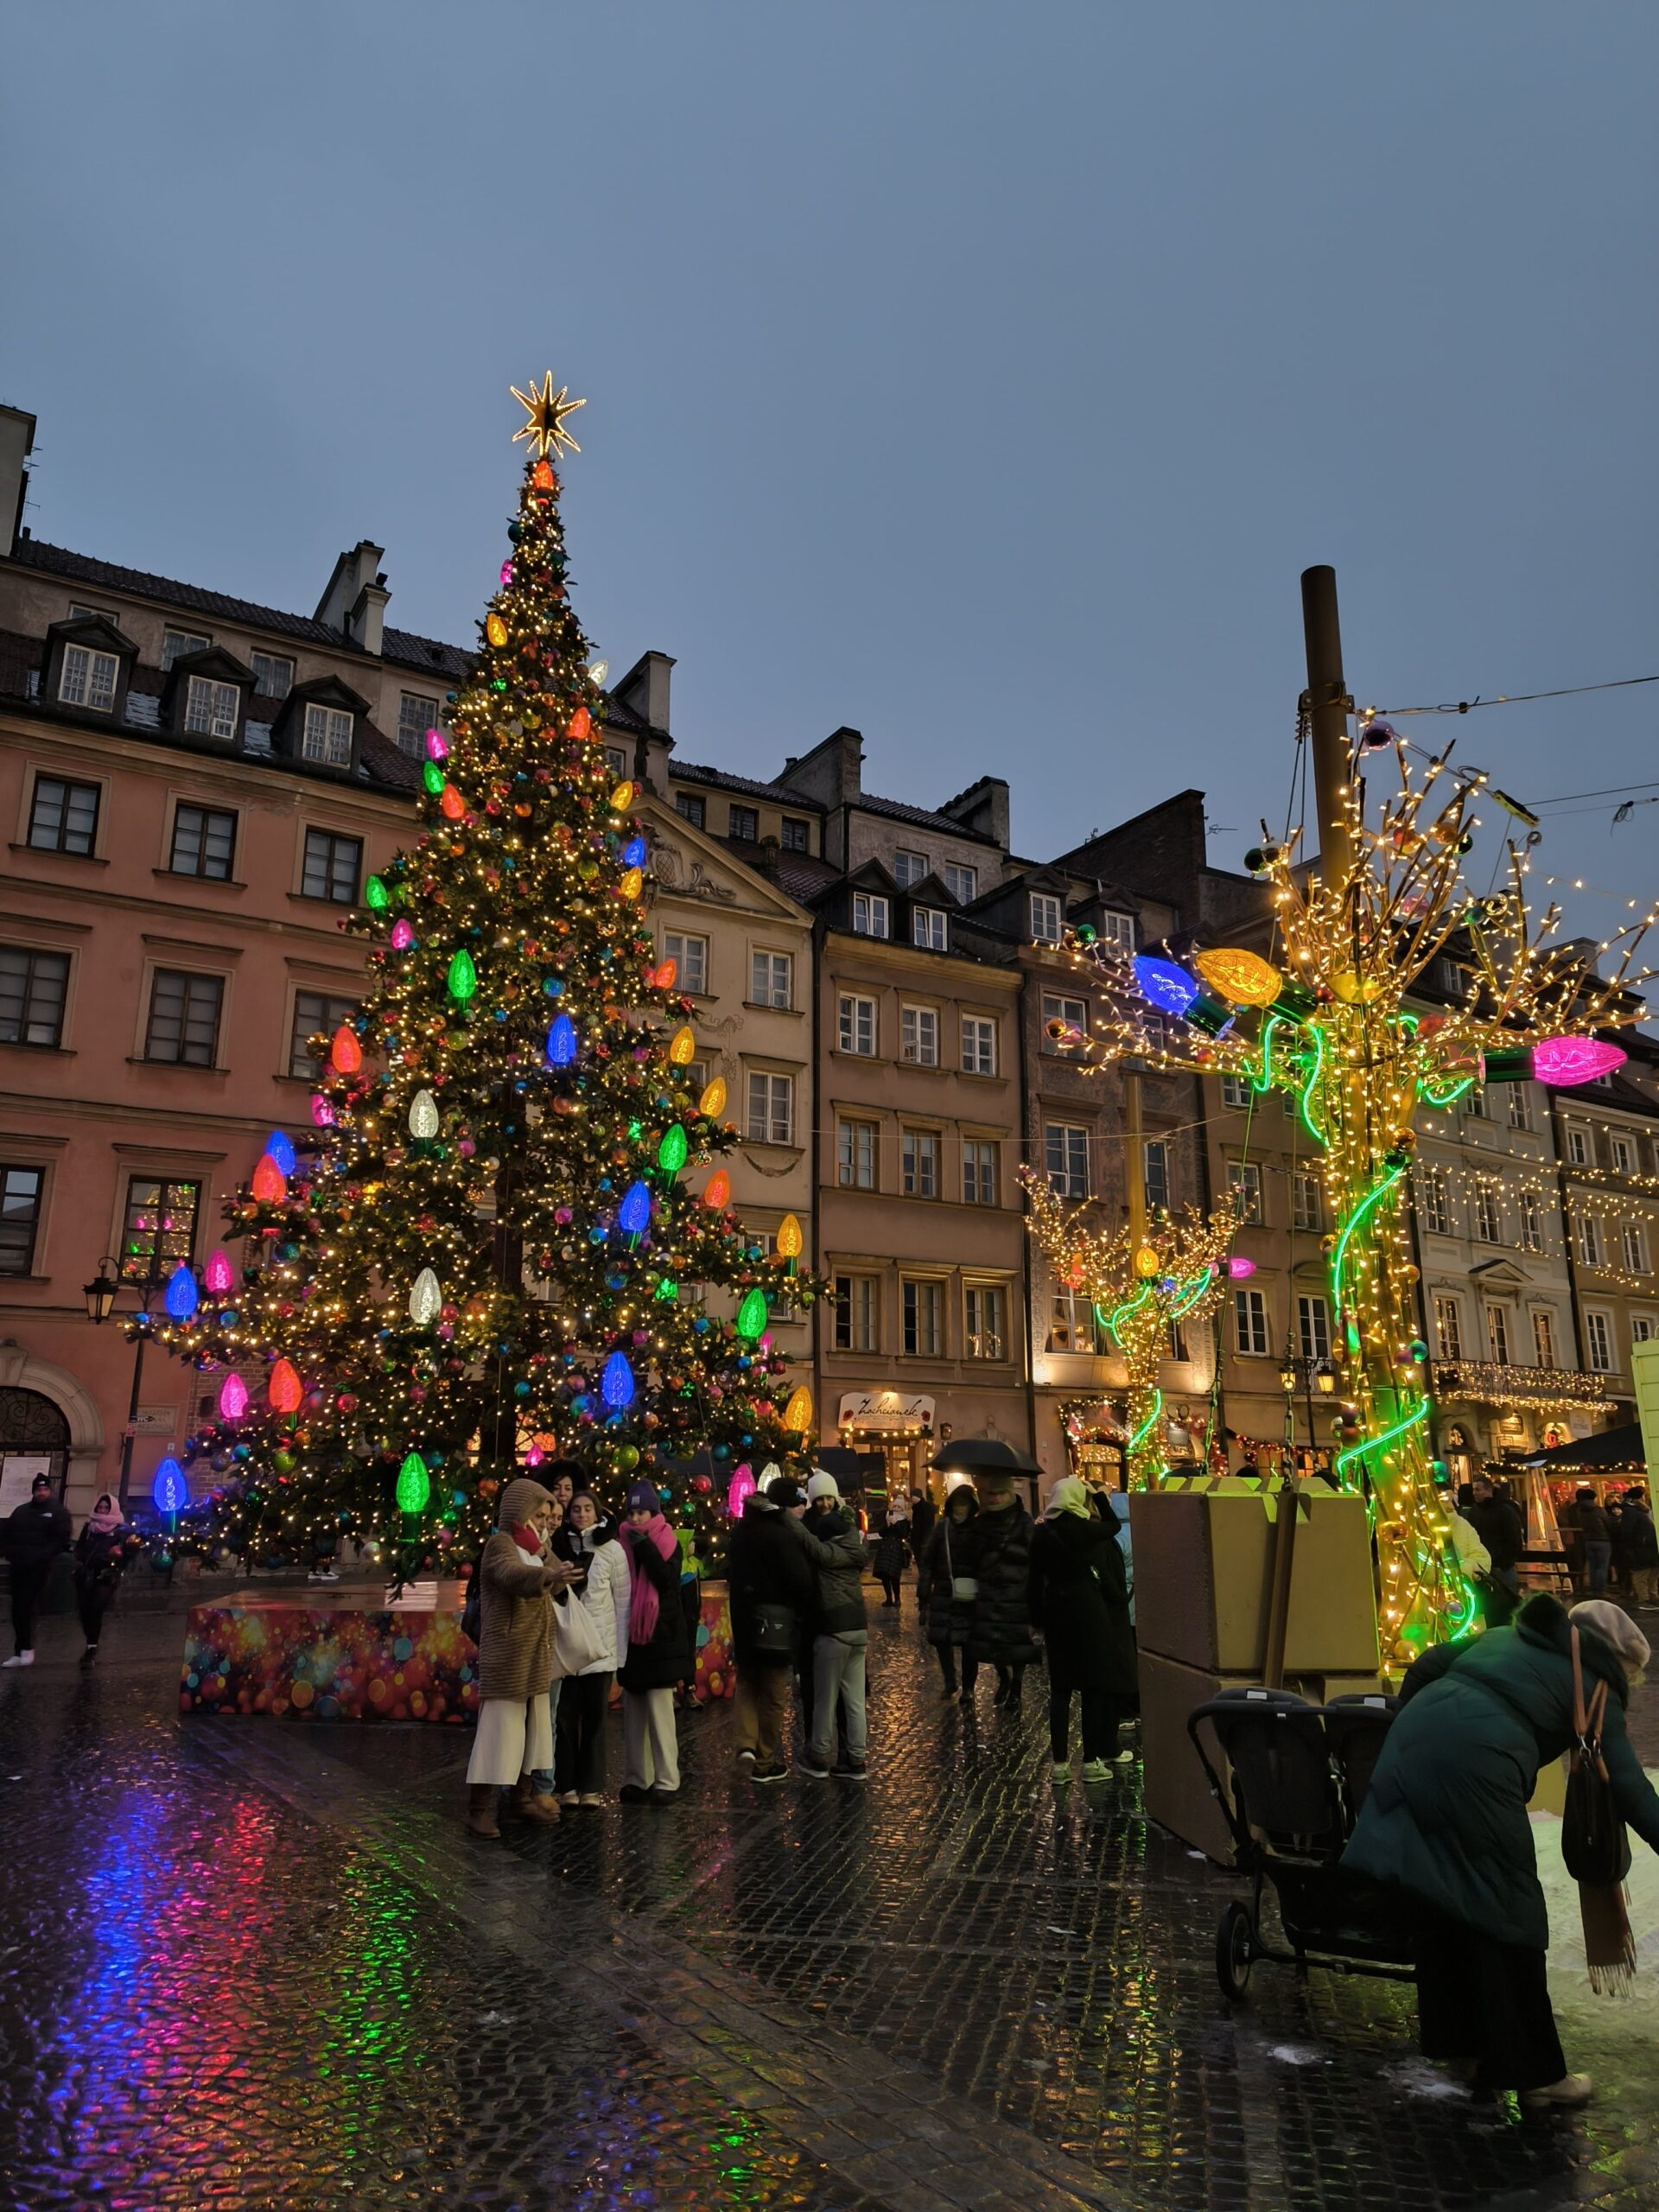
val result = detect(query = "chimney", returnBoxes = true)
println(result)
[0,406,36,555]
[613,650,675,734]
[779,726,864,807]
[939,774,1010,855]
[315,541,390,655]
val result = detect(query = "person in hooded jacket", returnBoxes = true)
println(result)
[1617,1487,1659,1605]
[788,1470,870,1778]
[465,1477,581,1837]
[616,1478,692,1802]
[550,1488,631,1804]
[1029,1478,1137,1781]
[728,1473,817,1782]
[2,1475,72,1668]
[966,1476,1034,1707]
[917,1484,980,1698]
[872,1497,910,1607]
[1344,1593,1659,2105]
[73,1495,131,1666]
[907,1489,937,1575]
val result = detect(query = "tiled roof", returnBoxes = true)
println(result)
[774,852,842,904]
[10,540,473,680]
[672,758,824,807]
[850,791,1001,842]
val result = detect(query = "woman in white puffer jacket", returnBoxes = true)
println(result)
[550,1489,632,1805]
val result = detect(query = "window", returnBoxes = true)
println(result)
[963,1140,997,1206]
[900,1005,939,1066]
[251,652,293,700]
[28,776,99,856]
[833,1274,876,1352]
[1566,1125,1590,1166]
[1611,1135,1637,1176]
[69,602,116,624]
[781,816,809,853]
[301,702,353,766]
[912,906,948,951]
[964,1284,1006,1361]
[1623,1223,1649,1275]
[728,804,758,842]
[1097,911,1135,949]
[1166,1319,1189,1362]
[119,1176,201,1283]
[903,1279,943,1357]
[852,892,890,939]
[1292,1173,1323,1233]
[1046,1123,1089,1199]
[961,1015,997,1076]
[663,931,709,995]
[1234,1287,1270,1357]
[0,1165,43,1275]
[1533,1310,1556,1369]
[1632,1315,1658,1346]
[1485,1306,1510,1364]
[1420,1166,1450,1237]
[893,850,928,887]
[675,791,706,830]
[1030,893,1064,944]
[143,970,224,1067]
[837,994,875,1056]
[746,1071,794,1147]
[747,1230,795,1321]
[302,828,362,904]
[1585,1309,1615,1374]
[1041,991,1086,1052]
[169,804,237,880]
[1227,1161,1263,1224]
[944,862,977,904]
[1464,1087,1487,1120]
[684,1058,709,1098]
[1508,1088,1532,1131]
[1049,1291,1100,1353]
[1433,1294,1463,1361]
[749,950,791,1008]
[1221,1074,1251,1110]
[1298,1294,1331,1363]
[184,675,239,740]
[396,692,438,758]
[0,947,69,1048]
[162,628,210,671]
[901,1128,939,1198]
[1143,1138,1171,1215]
[1474,1186,1501,1244]
[837,1119,877,1190]
[289,990,359,1079]
[58,643,119,712]
[1519,1189,1543,1251]
[1576,1213,1603,1268]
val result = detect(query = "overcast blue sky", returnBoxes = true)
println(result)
[3,3,1656,943]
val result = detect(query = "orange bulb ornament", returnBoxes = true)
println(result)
[702,1169,731,1210]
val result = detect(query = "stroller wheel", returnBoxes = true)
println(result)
[1216,1900,1254,2001]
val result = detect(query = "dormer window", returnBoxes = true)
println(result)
[1030,893,1064,944]
[912,906,948,950]
[1098,910,1135,949]
[853,892,890,939]
[59,644,119,713]
[302,703,353,766]
[184,676,240,741]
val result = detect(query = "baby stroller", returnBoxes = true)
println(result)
[1186,1687,1415,2001]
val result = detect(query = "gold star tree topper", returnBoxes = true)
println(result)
[510,373,586,461]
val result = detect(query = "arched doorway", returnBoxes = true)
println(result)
[0,1386,72,1509]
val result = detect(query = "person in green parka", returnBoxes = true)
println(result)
[1344,1593,1659,2106]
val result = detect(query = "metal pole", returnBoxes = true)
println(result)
[118,1326,145,1512]
[1300,565,1355,891]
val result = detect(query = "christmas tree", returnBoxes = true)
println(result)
[149,377,820,1573]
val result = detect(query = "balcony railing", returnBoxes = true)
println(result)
[1432,1360,1619,1411]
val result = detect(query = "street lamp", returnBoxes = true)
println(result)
[83,1262,119,1325]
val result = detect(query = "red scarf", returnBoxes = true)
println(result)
[509,1522,544,1558]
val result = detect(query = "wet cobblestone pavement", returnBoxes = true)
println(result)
[3,1599,1658,2210]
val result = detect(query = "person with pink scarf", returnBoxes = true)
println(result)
[615,1478,690,1802]
[73,1494,130,1667]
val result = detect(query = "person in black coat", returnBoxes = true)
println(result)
[907,1490,936,1575]
[3,1476,72,1668]
[1465,1478,1525,1598]
[1028,1478,1138,1780]
[872,1500,910,1607]
[965,1478,1034,1707]
[916,1485,981,1698]
[727,1474,817,1782]
[1618,1488,1659,1605]
[615,1479,692,1802]
[73,1495,131,1667]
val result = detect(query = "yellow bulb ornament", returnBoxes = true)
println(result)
[1134,1244,1160,1279]
[619,867,643,901]
[669,1026,696,1065]
[1193,947,1283,1008]
[775,1213,804,1261]
[610,781,635,811]
[698,1076,728,1118]
[782,1385,813,1434]
[486,613,508,647]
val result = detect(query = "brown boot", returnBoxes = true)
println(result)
[467,1784,500,1839]
[518,1792,562,1825]
[508,1777,532,1818]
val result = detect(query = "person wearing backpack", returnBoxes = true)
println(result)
[727,1472,816,1783]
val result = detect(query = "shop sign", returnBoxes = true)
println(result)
[124,1406,179,1439]
[837,1391,934,1432]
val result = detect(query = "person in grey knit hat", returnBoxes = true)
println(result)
[464,1476,580,1838]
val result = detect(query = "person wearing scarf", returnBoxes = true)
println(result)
[464,1477,580,1839]
[73,1495,130,1667]
[615,1478,690,1802]
[1029,1477,1137,1784]
[1344,1592,1659,2106]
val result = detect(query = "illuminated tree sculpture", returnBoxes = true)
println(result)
[1022,1171,1238,1488]
[146,379,820,1571]
[1065,737,1655,1662]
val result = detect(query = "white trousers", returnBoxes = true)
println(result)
[621,1686,680,1790]
[467,1692,554,1787]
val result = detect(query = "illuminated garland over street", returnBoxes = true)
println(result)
[1065,737,1656,1662]
[1021,1171,1237,1488]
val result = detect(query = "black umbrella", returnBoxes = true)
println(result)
[928,1439,1041,1477]
[1519,1422,1644,1472]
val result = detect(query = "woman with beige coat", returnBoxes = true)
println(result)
[466,1476,580,1838]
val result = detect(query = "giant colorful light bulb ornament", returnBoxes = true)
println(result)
[1065,733,1656,1664]
[1020,1172,1237,1490]
[141,378,821,1574]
